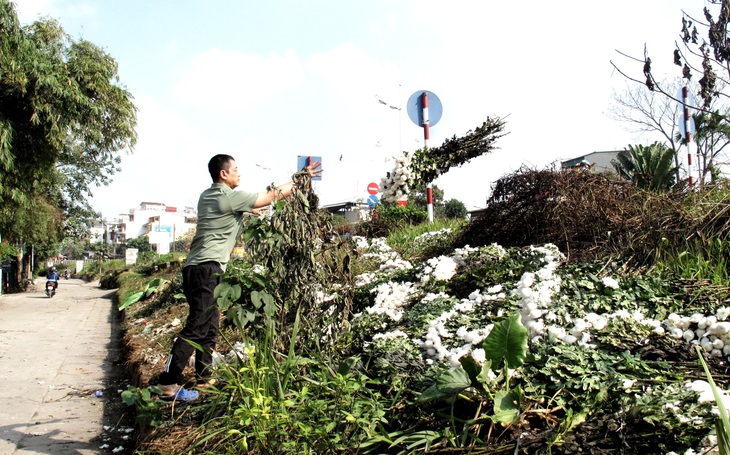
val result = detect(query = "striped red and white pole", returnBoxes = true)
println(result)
[422,92,434,222]
[683,86,694,188]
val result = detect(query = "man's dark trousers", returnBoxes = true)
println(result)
[159,262,221,385]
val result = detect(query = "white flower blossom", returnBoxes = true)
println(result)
[601,276,620,289]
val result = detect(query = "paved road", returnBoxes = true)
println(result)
[0,278,132,455]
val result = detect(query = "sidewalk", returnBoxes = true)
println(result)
[0,279,133,455]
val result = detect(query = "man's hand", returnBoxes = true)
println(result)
[305,161,323,179]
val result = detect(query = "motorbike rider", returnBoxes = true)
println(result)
[47,266,60,290]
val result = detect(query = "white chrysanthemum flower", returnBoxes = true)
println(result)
[717,307,730,321]
[366,281,417,321]
[487,284,503,294]
[471,348,486,364]
[666,313,681,326]
[602,276,620,289]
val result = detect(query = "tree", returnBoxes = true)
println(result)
[690,108,730,184]
[611,1,730,185]
[408,182,445,211]
[407,183,467,220]
[443,198,467,220]
[0,3,137,252]
[608,79,730,186]
[59,237,87,260]
[612,142,679,191]
[171,229,195,253]
[127,236,153,253]
[608,80,684,182]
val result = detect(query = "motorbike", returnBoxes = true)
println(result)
[63,269,70,280]
[45,280,56,298]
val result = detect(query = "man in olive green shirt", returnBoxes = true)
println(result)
[158,154,322,402]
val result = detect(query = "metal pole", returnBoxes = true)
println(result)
[683,86,694,188]
[422,92,434,223]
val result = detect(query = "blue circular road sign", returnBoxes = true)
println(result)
[367,194,379,208]
[407,90,443,128]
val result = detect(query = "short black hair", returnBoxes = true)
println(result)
[208,154,235,182]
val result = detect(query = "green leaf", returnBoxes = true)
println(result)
[230,284,242,301]
[251,290,264,309]
[476,359,496,387]
[118,291,144,310]
[147,277,167,288]
[459,355,481,386]
[143,286,157,298]
[215,282,231,299]
[482,313,529,369]
[419,367,471,401]
[121,389,138,406]
[492,386,522,425]
[697,346,730,450]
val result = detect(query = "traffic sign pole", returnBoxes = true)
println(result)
[422,92,434,222]
[407,90,442,221]
[682,86,694,188]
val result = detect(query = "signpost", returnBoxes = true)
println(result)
[367,195,379,208]
[296,155,322,180]
[367,182,379,208]
[678,87,697,187]
[407,90,443,222]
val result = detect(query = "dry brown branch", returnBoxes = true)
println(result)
[456,168,702,267]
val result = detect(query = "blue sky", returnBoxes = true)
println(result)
[14,0,694,216]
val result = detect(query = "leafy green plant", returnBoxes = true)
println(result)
[192,312,389,454]
[358,204,428,238]
[696,345,730,455]
[118,277,168,310]
[420,313,528,427]
[121,385,165,427]
[214,263,277,333]
[612,142,679,191]
[658,237,730,285]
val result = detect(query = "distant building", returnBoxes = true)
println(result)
[93,202,197,256]
[561,150,622,173]
[320,201,371,223]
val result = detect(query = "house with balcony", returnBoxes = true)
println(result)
[93,202,197,256]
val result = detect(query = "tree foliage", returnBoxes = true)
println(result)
[690,107,730,184]
[0,2,137,245]
[408,182,444,210]
[612,142,680,191]
[407,182,468,220]
[443,198,467,219]
[127,236,153,253]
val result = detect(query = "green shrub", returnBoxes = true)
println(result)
[358,204,428,237]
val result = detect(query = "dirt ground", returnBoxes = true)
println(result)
[0,278,135,455]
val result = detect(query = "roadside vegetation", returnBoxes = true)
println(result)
[96,166,730,455]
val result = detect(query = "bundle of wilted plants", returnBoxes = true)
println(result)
[456,167,694,266]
